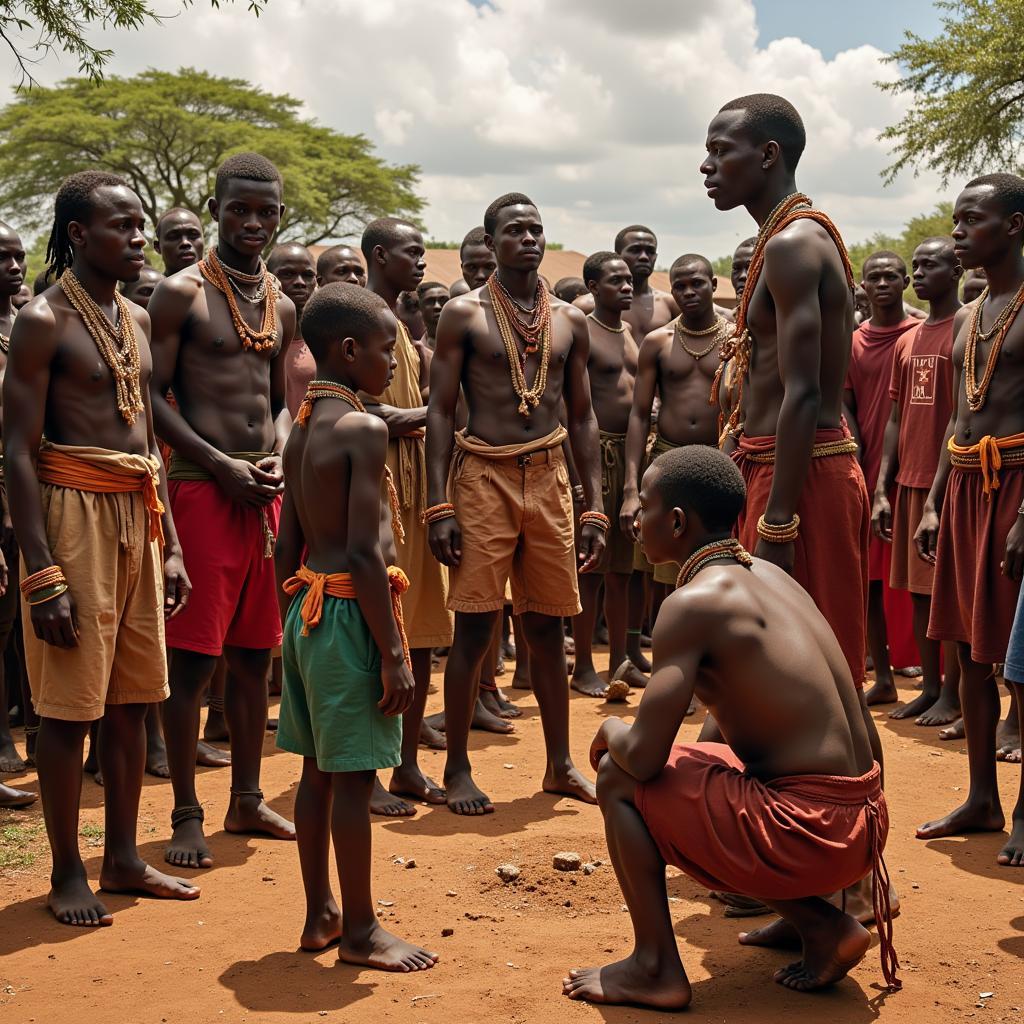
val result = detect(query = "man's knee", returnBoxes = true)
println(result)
[454,612,500,657]
[596,755,634,809]
[520,612,563,650]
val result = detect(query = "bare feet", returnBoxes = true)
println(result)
[939,718,964,741]
[48,875,113,927]
[0,781,36,808]
[996,713,1021,762]
[479,686,522,719]
[426,701,515,736]
[894,665,923,678]
[543,765,597,804]
[888,691,937,720]
[224,792,296,840]
[371,777,415,817]
[570,668,608,698]
[166,816,213,869]
[338,923,439,972]
[917,799,1005,840]
[612,659,648,689]
[773,915,871,992]
[864,678,899,705]
[629,648,652,673]
[145,734,171,779]
[99,858,201,901]
[997,818,1024,867]
[196,739,231,768]
[389,766,446,805]
[419,721,447,750]
[203,709,229,743]
[562,954,692,1010]
[739,917,801,950]
[0,737,27,773]
[301,900,342,951]
[444,770,494,815]
[511,660,532,691]
[916,695,961,727]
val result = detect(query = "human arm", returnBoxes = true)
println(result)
[348,417,415,716]
[360,400,427,438]
[260,303,294,484]
[564,308,606,573]
[871,400,900,542]
[425,299,469,567]
[273,477,304,628]
[1,302,77,647]
[620,335,658,539]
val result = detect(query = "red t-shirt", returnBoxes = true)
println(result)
[285,337,316,419]
[845,317,919,493]
[888,314,957,489]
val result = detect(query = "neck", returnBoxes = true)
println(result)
[593,303,622,329]
[982,247,1024,297]
[632,275,652,296]
[366,270,402,313]
[745,175,800,228]
[0,294,13,321]
[216,241,262,277]
[69,258,118,305]
[681,304,717,332]
[314,368,360,392]
[926,289,961,323]
[678,531,737,567]
[495,265,539,303]
[868,302,907,328]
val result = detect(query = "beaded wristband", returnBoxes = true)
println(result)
[579,511,611,532]
[421,502,456,525]
[756,513,800,544]
[20,565,66,598]
[26,582,68,606]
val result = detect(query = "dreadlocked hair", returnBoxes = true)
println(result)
[46,171,129,278]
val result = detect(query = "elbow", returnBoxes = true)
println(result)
[346,543,382,575]
[784,383,821,417]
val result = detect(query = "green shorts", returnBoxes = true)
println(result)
[276,590,402,773]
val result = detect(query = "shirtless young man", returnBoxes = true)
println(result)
[449,226,497,299]
[316,245,366,288]
[148,153,297,869]
[574,226,678,340]
[872,238,963,726]
[570,252,641,698]
[563,446,897,1009]
[4,172,199,922]
[153,208,204,276]
[621,255,729,586]
[360,218,453,816]
[417,281,449,356]
[267,242,318,418]
[120,265,163,309]
[274,282,439,971]
[915,174,1024,866]
[427,192,603,815]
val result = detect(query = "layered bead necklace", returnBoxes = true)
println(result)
[0,307,15,354]
[488,274,552,417]
[199,250,280,353]
[675,314,728,361]
[676,537,753,589]
[964,282,1024,412]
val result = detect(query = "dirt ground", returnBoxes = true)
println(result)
[1,656,1023,1024]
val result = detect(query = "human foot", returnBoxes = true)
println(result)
[0,736,27,773]
[939,718,965,741]
[864,678,898,705]
[997,818,1024,867]
[739,917,801,950]
[915,694,962,727]
[145,734,171,779]
[99,858,201,901]
[996,714,1021,762]
[371,777,416,817]
[48,875,112,927]
[0,782,36,808]
[511,662,532,691]
[338,923,439,972]
[389,767,446,805]
[419,720,447,750]
[301,900,342,951]
[612,659,648,689]
[917,800,1005,840]
[479,687,522,719]
[471,698,514,734]
[543,765,597,805]
[224,792,296,840]
[773,915,871,992]
[196,739,231,768]
[570,668,608,698]
[894,665,922,678]
[203,709,229,743]
[166,814,213,869]
[562,954,691,1010]
[627,647,652,673]
[887,692,938,720]
[444,771,494,815]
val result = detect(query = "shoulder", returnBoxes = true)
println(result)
[439,292,482,323]
[9,291,61,350]
[572,293,595,313]
[552,296,587,329]
[151,266,203,316]
[640,320,673,352]
[124,298,152,340]
[338,408,389,445]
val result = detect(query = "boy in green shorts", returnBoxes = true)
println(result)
[274,282,439,973]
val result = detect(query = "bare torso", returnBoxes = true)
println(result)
[586,319,638,434]
[577,287,678,343]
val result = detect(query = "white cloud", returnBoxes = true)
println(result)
[13,0,948,261]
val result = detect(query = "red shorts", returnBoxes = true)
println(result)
[164,481,283,656]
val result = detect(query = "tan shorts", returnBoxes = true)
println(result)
[22,484,168,721]
[448,446,581,617]
[890,484,934,596]
[596,433,640,576]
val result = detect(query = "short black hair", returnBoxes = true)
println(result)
[214,152,282,202]
[360,217,420,262]
[460,226,487,257]
[914,236,956,260]
[483,193,537,236]
[45,170,133,278]
[267,242,313,271]
[582,252,626,287]
[719,93,806,171]
[648,445,746,535]
[964,173,1024,218]
[553,276,588,302]
[862,249,906,278]
[614,224,656,253]
[670,253,715,278]
[734,236,756,256]
[301,282,389,364]
[120,265,163,298]
[155,207,201,236]
[315,244,362,278]
[416,280,447,300]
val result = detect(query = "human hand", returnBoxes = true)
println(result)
[871,492,892,542]
[31,589,79,649]
[163,548,192,619]
[429,517,462,567]
[620,491,640,541]
[379,660,416,717]
[578,522,607,574]
[214,457,283,507]
[914,506,940,564]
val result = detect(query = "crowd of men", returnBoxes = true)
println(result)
[0,90,1022,1010]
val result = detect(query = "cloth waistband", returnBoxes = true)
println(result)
[652,433,682,457]
[453,425,567,476]
[948,433,1024,496]
[765,760,882,804]
[737,428,858,465]
[36,442,164,544]
[282,563,411,667]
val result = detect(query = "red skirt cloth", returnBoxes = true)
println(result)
[928,464,1024,664]
[735,430,870,687]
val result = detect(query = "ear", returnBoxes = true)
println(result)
[761,140,781,171]
[484,232,496,254]
[672,507,688,538]
[1008,211,1024,239]
[587,278,598,298]
[152,235,163,254]
[952,261,963,281]
[373,243,387,268]
[66,218,87,249]
[340,335,357,362]
[710,274,718,293]
[207,196,219,221]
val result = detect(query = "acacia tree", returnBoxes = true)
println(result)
[880,0,1024,183]
[0,68,423,248]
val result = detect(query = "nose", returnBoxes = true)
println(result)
[699,156,712,174]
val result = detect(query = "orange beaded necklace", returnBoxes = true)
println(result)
[199,250,280,354]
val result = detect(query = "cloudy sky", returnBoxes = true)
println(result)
[12,0,951,263]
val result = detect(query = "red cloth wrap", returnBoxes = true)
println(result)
[734,429,870,688]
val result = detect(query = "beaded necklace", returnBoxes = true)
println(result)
[199,249,279,353]
[487,275,552,416]
[676,538,753,589]
[0,307,15,354]
[587,312,626,334]
[59,270,144,425]
[675,314,728,361]
[964,282,1024,412]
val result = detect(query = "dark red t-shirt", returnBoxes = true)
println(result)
[888,314,957,489]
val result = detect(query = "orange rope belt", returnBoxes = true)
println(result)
[948,433,1024,497]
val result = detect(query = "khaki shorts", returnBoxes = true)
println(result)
[448,446,581,617]
[22,484,168,721]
